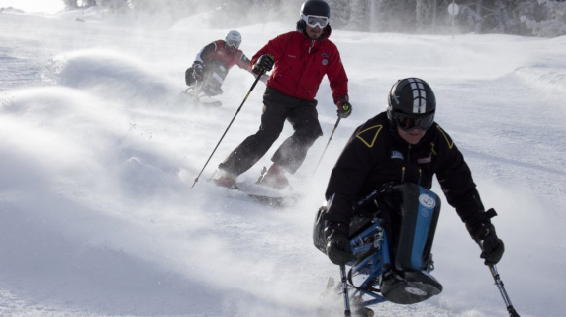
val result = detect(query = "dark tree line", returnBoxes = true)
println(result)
[59,0,566,37]
[326,0,566,36]
[62,0,97,9]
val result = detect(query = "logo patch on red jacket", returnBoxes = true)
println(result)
[322,59,328,65]
[322,52,331,57]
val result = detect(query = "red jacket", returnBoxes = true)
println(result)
[251,27,348,104]
[195,40,252,72]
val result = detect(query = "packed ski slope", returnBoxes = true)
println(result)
[1,6,565,317]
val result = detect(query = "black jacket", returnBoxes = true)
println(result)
[325,112,485,226]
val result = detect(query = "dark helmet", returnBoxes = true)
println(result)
[297,0,331,32]
[387,78,436,131]
[301,0,331,18]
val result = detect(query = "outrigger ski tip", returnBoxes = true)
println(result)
[318,272,375,317]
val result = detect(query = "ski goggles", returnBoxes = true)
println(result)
[301,14,329,28]
[226,39,240,48]
[394,112,435,131]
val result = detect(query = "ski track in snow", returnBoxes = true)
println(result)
[1,8,566,317]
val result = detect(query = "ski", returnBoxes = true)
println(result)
[199,100,222,107]
[180,89,222,107]
[233,177,297,207]
[207,179,297,207]
[245,192,298,207]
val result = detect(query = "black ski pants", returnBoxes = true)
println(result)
[219,88,323,176]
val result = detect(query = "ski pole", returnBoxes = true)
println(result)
[314,117,341,173]
[194,73,212,104]
[193,78,200,104]
[487,264,521,317]
[477,236,520,317]
[339,264,351,317]
[183,77,202,105]
[191,71,265,188]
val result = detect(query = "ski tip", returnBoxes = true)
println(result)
[255,166,267,184]
[246,193,297,208]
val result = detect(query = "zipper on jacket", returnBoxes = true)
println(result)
[418,168,422,185]
[308,40,315,54]
[401,166,406,182]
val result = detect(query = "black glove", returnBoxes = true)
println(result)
[252,54,274,75]
[480,229,504,265]
[192,62,204,80]
[324,223,353,265]
[466,210,504,266]
[336,95,352,118]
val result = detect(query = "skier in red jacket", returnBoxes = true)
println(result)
[212,0,351,189]
[185,30,259,99]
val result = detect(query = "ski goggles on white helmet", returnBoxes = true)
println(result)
[226,38,240,48]
[301,14,329,28]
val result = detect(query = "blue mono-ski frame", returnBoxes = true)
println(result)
[334,184,441,311]
[346,217,391,306]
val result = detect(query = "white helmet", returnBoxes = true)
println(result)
[225,30,241,49]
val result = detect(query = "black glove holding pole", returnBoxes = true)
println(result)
[336,95,352,118]
[252,54,274,75]
[324,222,353,265]
[466,208,505,266]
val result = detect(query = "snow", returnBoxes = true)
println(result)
[1,7,565,317]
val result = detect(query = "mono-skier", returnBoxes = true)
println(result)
[318,78,505,269]
[212,0,352,190]
[184,30,261,100]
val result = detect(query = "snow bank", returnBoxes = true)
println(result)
[515,65,566,92]
[44,49,178,105]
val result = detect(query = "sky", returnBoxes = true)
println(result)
[1,5,566,317]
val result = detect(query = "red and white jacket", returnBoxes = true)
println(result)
[195,40,252,72]
[251,26,348,104]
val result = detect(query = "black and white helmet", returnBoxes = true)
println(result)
[387,78,436,131]
[225,30,241,49]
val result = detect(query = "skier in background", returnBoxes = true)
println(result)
[184,30,261,99]
[212,0,352,189]
[319,78,505,267]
